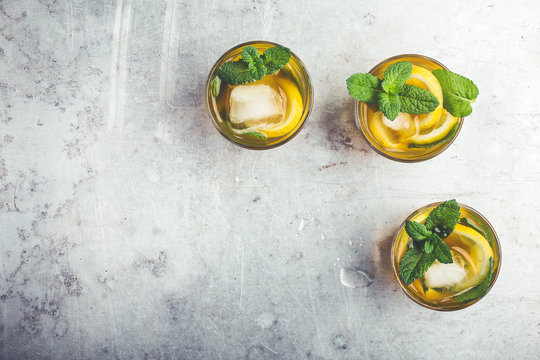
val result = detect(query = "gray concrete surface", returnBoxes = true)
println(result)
[1,0,539,359]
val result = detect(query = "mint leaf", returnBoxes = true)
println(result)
[398,84,440,114]
[381,61,412,94]
[432,235,453,263]
[454,257,494,302]
[212,76,222,97]
[424,200,461,239]
[250,57,267,81]
[242,46,267,81]
[263,46,291,74]
[241,46,260,63]
[218,45,289,85]
[218,61,254,85]
[405,221,432,242]
[424,234,436,253]
[378,92,400,120]
[346,73,381,104]
[399,247,435,285]
[244,131,267,140]
[408,122,459,149]
[432,69,479,117]
[458,218,487,239]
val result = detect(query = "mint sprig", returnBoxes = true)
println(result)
[454,257,494,302]
[381,61,412,94]
[346,61,439,120]
[404,221,432,242]
[399,200,460,285]
[378,92,400,121]
[345,73,380,104]
[242,46,267,81]
[263,46,291,74]
[432,69,479,117]
[399,247,436,286]
[217,45,291,85]
[398,84,440,115]
[458,217,487,239]
[218,61,254,86]
[424,199,461,239]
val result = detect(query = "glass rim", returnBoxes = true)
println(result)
[204,40,314,150]
[390,201,502,311]
[354,54,464,163]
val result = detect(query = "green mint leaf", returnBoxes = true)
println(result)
[241,46,261,64]
[242,46,267,80]
[346,73,381,104]
[454,257,494,302]
[378,92,400,120]
[249,57,267,81]
[399,247,436,285]
[408,122,459,149]
[212,76,221,97]
[217,61,255,85]
[381,61,412,94]
[424,199,461,239]
[405,221,432,242]
[424,235,435,253]
[458,218,487,239]
[432,234,453,263]
[398,84,440,114]
[432,69,479,117]
[262,46,291,74]
[243,131,267,140]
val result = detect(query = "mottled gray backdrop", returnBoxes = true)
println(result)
[1,0,539,359]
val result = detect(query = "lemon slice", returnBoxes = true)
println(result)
[450,224,493,289]
[368,111,401,150]
[406,66,443,130]
[405,110,458,146]
[425,288,447,302]
[263,76,303,138]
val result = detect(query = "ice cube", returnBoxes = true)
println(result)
[229,84,284,128]
[423,261,466,288]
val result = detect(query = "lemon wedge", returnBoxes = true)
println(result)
[405,110,458,146]
[406,66,443,130]
[368,111,401,150]
[263,76,303,138]
[450,224,493,289]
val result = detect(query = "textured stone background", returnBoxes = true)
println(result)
[1,0,539,359]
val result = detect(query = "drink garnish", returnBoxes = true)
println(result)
[217,45,291,85]
[347,61,479,121]
[458,217,487,239]
[432,69,479,117]
[399,200,460,285]
[347,61,439,120]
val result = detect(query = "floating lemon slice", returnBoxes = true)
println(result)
[405,110,458,146]
[368,111,402,150]
[450,224,493,289]
[406,66,443,130]
[263,76,303,138]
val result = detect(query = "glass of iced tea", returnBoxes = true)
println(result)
[392,200,501,311]
[205,41,313,149]
[352,54,467,162]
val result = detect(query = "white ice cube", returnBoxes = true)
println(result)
[229,84,284,128]
[423,262,467,288]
